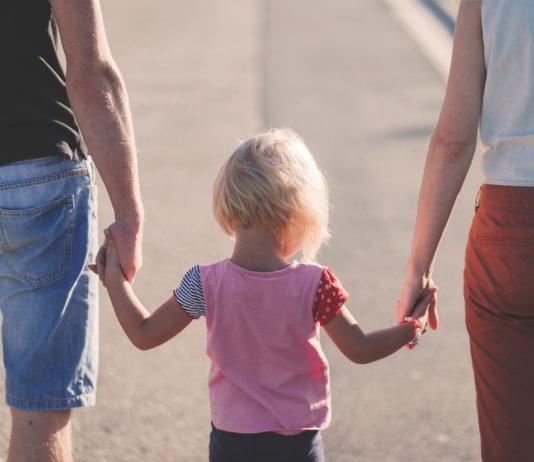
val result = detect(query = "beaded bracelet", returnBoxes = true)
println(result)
[401,316,422,349]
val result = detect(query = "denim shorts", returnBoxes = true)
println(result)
[0,156,98,411]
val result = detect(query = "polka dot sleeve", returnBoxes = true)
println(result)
[313,267,349,326]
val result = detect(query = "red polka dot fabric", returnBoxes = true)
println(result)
[313,267,349,326]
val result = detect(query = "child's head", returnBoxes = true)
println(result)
[213,128,330,261]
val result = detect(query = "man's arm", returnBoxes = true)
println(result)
[50,0,144,281]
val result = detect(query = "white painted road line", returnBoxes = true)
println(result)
[385,0,454,80]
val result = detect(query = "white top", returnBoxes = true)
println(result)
[480,0,534,186]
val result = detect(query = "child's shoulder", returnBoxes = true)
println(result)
[294,260,324,271]
[288,261,332,288]
[190,259,227,280]
[177,260,225,284]
[297,263,347,296]
[197,259,226,271]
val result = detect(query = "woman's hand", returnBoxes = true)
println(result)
[408,281,438,332]
[397,275,439,330]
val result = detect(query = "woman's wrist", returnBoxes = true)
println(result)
[405,265,432,288]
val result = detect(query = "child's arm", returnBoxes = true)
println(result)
[103,233,193,351]
[323,288,435,364]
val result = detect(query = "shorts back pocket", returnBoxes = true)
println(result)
[0,196,74,287]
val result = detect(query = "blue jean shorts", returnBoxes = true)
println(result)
[0,156,98,411]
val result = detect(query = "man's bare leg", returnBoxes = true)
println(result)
[8,408,72,462]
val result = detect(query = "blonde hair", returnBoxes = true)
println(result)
[213,128,330,260]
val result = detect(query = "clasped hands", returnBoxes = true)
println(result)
[88,223,142,284]
[398,275,439,337]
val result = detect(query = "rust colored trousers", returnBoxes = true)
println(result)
[464,184,534,462]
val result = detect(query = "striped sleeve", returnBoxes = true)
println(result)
[173,265,206,319]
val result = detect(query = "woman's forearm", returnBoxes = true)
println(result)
[406,0,485,282]
[407,133,476,280]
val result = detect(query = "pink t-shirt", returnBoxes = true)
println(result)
[175,259,349,434]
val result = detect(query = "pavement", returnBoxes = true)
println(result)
[1,1,484,460]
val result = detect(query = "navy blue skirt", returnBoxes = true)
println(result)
[209,423,325,462]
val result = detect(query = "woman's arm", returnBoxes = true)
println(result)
[324,288,435,364]
[397,0,486,325]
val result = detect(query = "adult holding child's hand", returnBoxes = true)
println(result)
[398,1,534,461]
[106,222,143,282]
[93,221,143,283]
[397,275,439,331]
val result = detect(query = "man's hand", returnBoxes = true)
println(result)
[106,221,143,282]
[89,221,142,283]
[101,228,129,288]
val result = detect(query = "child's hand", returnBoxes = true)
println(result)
[409,281,438,332]
[102,228,127,288]
[88,238,108,282]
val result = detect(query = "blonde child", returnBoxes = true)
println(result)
[99,128,435,462]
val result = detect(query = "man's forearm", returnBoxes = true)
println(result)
[66,62,144,226]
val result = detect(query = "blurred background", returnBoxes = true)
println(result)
[1,0,485,460]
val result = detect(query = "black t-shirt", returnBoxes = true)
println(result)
[0,1,88,164]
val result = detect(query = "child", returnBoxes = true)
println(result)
[99,128,436,462]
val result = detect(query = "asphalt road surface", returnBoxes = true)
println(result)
[1,1,483,460]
